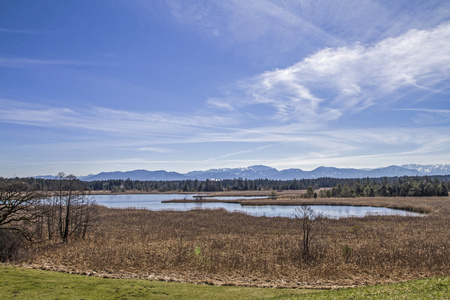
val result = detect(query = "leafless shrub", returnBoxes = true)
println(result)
[0,230,27,262]
[43,173,95,243]
[294,205,319,263]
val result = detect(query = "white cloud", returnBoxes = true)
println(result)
[0,100,238,140]
[211,23,450,127]
[2,19,450,154]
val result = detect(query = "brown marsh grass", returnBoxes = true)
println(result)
[21,196,449,288]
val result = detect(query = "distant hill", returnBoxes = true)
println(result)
[34,175,58,180]
[37,164,450,181]
[401,164,450,175]
[185,165,280,180]
[80,170,188,181]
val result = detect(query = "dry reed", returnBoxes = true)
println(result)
[22,196,449,288]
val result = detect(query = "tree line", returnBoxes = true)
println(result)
[13,175,450,196]
[319,177,449,198]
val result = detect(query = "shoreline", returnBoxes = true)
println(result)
[84,189,447,214]
[160,195,439,214]
[86,190,444,214]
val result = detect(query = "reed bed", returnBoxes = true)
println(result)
[23,197,449,288]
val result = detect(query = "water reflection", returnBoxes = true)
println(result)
[94,194,422,218]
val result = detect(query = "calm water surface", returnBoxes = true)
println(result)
[94,194,422,218]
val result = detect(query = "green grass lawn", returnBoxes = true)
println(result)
[0,265,448,299]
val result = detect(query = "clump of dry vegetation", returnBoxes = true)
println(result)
[18,196,449,289]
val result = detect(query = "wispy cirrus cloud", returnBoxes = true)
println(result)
[0,99,237,139]
[136,147,176,153]
[206,144,273,161]
[0,57,96,68]
[134,0,450,63]
[399,108,450,114]
[134,0,344,62]
[5,98,447,151]
[2,99,450,174]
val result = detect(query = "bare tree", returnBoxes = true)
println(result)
[0,179,42,240]
[294,205,319,262]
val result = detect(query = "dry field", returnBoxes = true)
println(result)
[20,196,449,289]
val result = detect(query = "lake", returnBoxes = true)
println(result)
[93,194,423,218]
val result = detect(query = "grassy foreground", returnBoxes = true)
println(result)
[0,265,316,299]
[1,265,448,299]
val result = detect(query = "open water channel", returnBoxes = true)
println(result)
[94,194,422,218]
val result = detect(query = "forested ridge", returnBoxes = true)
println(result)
[7,175,449,197]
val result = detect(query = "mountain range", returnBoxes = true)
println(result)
[35,164,450,181]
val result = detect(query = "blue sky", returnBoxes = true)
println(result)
[1,0,450,177]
